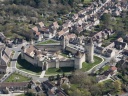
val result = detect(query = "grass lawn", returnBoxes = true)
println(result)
[5,73,31,82]
[17,55,42,75]
[96,65,110,74]
[102,65,110,71]
[84,0,92,3]
[81,56,103,71]
[38,40,58,45]
[45,67,74,75]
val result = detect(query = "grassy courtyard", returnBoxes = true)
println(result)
[17,55,42,75]
[45,67,74,75]
[5,73,31,82]
[38,40,58,45]
[81,56,103,71]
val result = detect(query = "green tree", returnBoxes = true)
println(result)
[113,80,122,93]
[100,13,112,29]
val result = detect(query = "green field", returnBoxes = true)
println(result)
[38,40,58,45]
[81,56,103,71]
[46,67,74,75]
[16,55,42,75]
[5,73,31,82]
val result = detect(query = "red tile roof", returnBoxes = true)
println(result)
[110,66,117,71]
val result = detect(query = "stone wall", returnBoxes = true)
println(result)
[47,60,56,68]
[47,59,74,68]
[23,54,36,65]
[59,60,74,67]
[65,46,77,54]
[36,44,62,51]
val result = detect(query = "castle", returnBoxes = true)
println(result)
[21,37,94,70]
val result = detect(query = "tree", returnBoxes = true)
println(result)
[48,76,54,81]
[113,80,122,93]
[63,73,65,77]
[25,89,35,96]
[61,84,69,94]
[68,88,82,96]
[110,57,116,66]
[56,74,60,80]
[100,13,112,29]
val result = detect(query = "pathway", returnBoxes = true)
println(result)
[39,71,46,78]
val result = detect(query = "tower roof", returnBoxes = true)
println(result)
[85,37,93,44]
[75,51,83,58]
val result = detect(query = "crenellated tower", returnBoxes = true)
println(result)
[84,37,94,63]
[61,36,69,51]
[74,51,85,69]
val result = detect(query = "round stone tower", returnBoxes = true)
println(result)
[84,38,94,63]
[61,36,69,51]
[74,51,85,69]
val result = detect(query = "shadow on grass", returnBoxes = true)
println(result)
[46,67,75,74]
[17,55,42,74]
[57,67,75,72]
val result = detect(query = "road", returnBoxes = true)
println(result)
[11,44,48,82]
[0,42,48,83]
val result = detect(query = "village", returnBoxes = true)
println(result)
[0,0,128,96]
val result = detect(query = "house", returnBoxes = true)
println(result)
[74,26,83,34]
[44,31,53,38]
[95,46,104,54]
[0,82,28,91]
[62,23,68,29]
[104,48,115,57]
[32,26,38,33]
[77,19,83,26]
[93,19,100,26]
[110,66,117,73]
[62,27,69,33]
[114,41,127,50]
[50,22,59,30]
[66,34,76,43]
[32,26,42,41]
[117,37,123,42]
[0,47,12,66]
[42,81,57,96]
[56,30,68,39]
[97,66,117,82]
[72,14,78,21]
[78,10,86,16]
[37,22,45,28]
[40,27,55,39]
[42,81,67,96]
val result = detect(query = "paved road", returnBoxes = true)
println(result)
[11,52,20,68]
[11,44,48,82]
[0,42,48,83]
